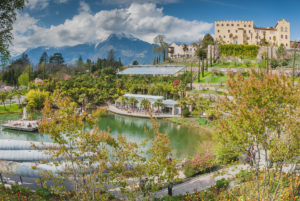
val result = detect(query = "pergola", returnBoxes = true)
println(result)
[116,94,181,115]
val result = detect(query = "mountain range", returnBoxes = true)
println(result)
[14,33,157,65]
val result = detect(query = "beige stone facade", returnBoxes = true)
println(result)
[168,42,197,58]
[214,19,290,48]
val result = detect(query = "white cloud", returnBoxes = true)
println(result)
[56,0,69,3]
[101,0,179,5]
[79,1,91,13]
[26,0,49,10]
[11,3,213,55]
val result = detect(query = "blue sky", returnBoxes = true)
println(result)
[11,0,299,55]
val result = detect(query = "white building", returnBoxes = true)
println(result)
[168,42,197,59]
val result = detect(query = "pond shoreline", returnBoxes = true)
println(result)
[166,117,214,131]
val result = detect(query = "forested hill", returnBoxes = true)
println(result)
[14,33,156,65]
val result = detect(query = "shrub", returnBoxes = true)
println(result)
[219,44,259,58]
[244,60,251,67]
[216,178,230,189]
[36,187,52,199]
[270,59,280,69]
[26,89,49,112]
[281,59,289,66]
[236,170,254,183]
[11,185,31,196]
[184,152,216,177]
[182,107,190,117]
[214,142,240,164]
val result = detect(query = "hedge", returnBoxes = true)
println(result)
[219,44,259,58]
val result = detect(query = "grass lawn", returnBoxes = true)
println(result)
[193,72,228,84]
[0,104,22,113]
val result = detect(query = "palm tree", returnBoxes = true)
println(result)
[128,97,138,110]
[182,44,189,61]
[118,96,126,108]
[140,98,150,112]
[154,99,164,114]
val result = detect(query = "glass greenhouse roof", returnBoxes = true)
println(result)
[117,65,186,75]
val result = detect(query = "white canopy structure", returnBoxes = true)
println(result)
[118,65,186,76]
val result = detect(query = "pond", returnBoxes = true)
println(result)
[0,113,213,159]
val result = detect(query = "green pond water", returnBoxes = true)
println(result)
[0,113,212,159]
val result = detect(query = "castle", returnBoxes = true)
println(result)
[214,19,290,48]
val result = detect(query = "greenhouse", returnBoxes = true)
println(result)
[117,65,186,76]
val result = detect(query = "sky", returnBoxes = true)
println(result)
[11,0,300,56]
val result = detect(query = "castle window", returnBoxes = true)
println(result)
[228,30,230,33]
[281,35,283,39]
[249,30,251,33]
[237,24,239,26]
[217,30,220,33]
[232,24,234,26]
[216,24,219,26]
[244,30,246,34]
[269,37,271,40]
[247,37,250,40]
[236,30,238,33]
[285,27,288,32]
[244,25,246,27]
[285,35,288,39]
[224,36,226,38]
[227,24,229,26]
[281,27,283,31]
[222,24,224,26]
[248,25,251,28]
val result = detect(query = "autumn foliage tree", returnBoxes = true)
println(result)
[215,69,300,200]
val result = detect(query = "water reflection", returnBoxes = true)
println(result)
[0,114,50,142]
[98,114,212,159]
[0,113,213,159]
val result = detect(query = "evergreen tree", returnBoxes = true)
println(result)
[77,56,84,66]
[39,51,49,64]
[107,49,115,67]
[49,53,64,64]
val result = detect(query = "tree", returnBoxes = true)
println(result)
[37,95,177,200]
[132,60,139,65]
[77,56,84,67]
[202,34,214,49]
[195,48,207,79]
[49,53,64,64]
[128,97,138,110]
[153,35,168,62]
[107,49,115,68]
[39,51,49,64]
[18,72,29,86]
[0,0,26,66]
[182,44,189,59]
[154,99,164,113]
[276,43,287,59]
[216,70,300,200]
[140,98,150,112]
[0,91,8,110]
[26,89,49,112]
